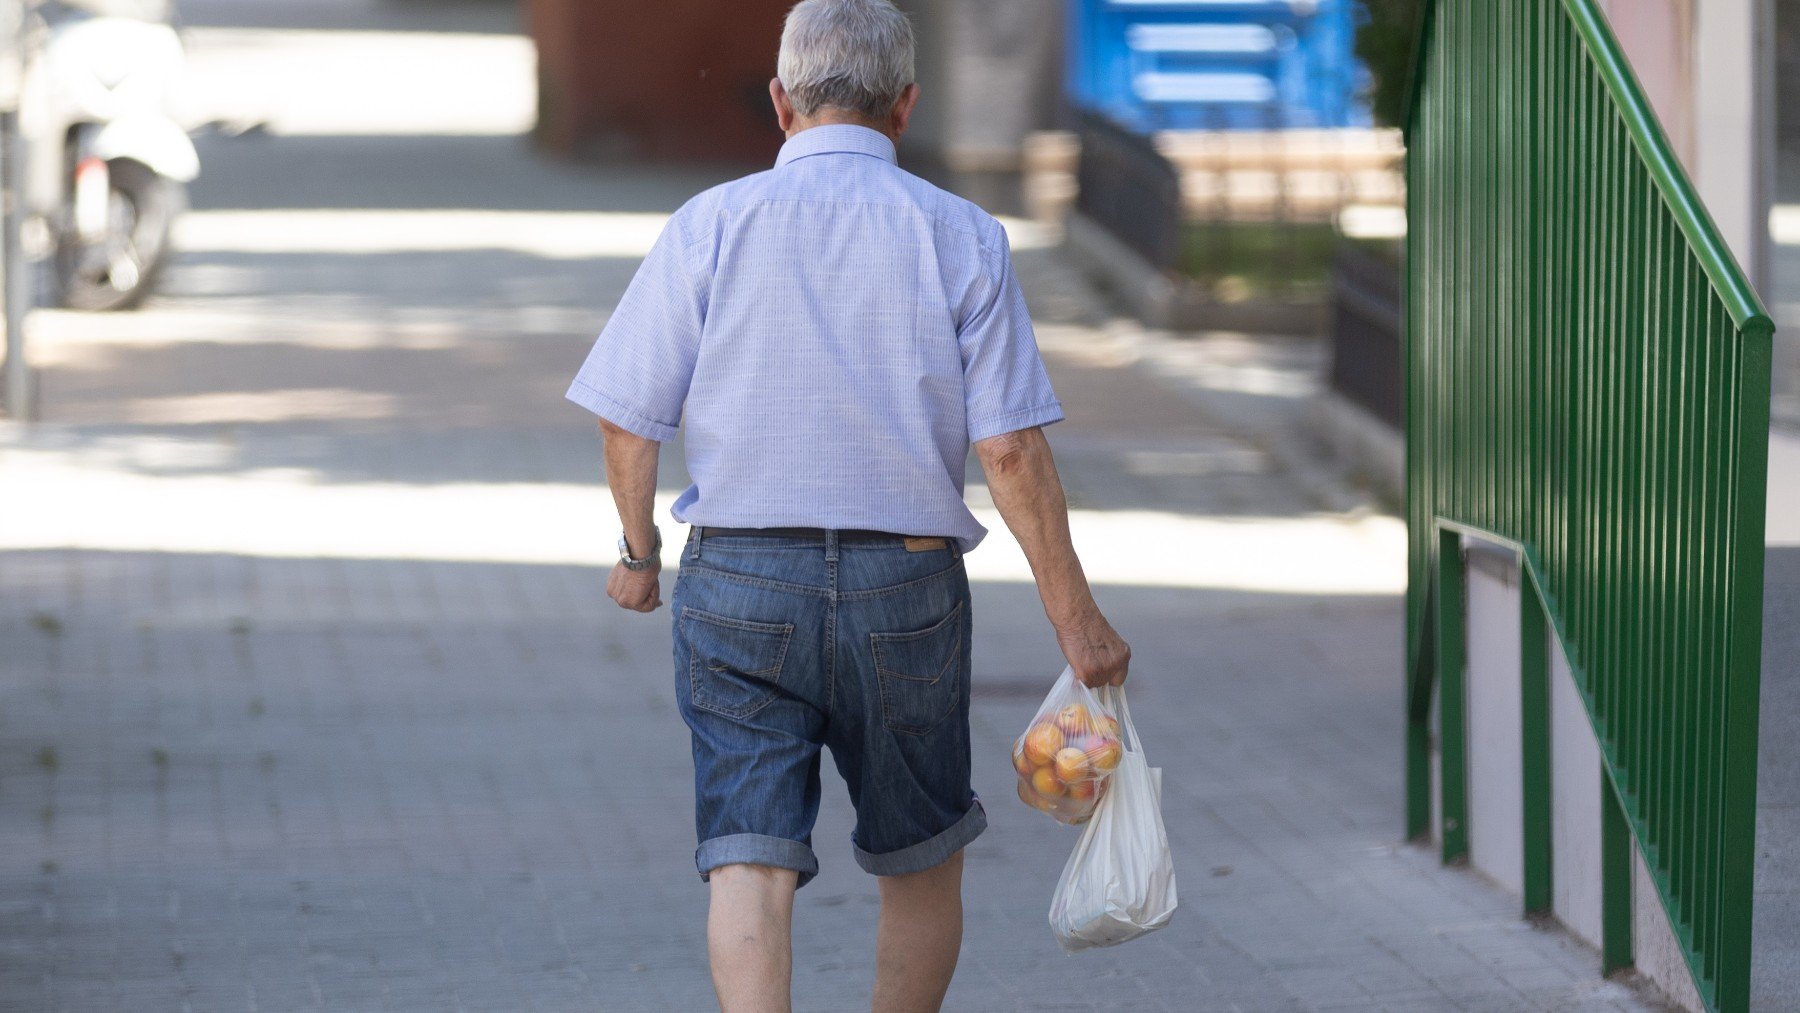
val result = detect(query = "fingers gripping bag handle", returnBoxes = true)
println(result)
[1048,683,1178,952]
[1011,667,1125,826]
[1106,681,1143,753]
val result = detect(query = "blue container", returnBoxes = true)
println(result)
[1065,0,1372,131]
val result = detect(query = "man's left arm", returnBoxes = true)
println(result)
[601,418,664,612]
[567,212,705,613]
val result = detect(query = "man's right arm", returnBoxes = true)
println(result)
[974,426,1130,687]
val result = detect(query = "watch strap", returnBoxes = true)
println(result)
[619,526,661,569]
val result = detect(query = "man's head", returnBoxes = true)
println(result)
[771,0,919,141]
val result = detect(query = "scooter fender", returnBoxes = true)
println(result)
[90,116,199,183]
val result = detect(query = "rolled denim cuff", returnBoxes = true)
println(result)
[854,798,987,877]
[697,833,821,890]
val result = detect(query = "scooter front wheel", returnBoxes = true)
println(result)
[55,157,181,312]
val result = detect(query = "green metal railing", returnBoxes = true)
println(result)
[1403,2,1774,1010]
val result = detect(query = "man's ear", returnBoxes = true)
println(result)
[889,83,921,138]
[770,78,796,133]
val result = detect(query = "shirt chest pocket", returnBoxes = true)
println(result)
[683,607,795,720]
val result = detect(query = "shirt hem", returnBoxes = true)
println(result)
[565,381,680,443]
[967,401,1065,443]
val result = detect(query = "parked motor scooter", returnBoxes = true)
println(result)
[19,0,197,311]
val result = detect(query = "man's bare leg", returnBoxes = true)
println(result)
[708,863,798,1012]
[872,851,964,1013]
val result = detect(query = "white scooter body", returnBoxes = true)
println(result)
[20,5,198,309]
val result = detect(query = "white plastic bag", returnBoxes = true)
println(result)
[1048,684,1177,951]
[1011,666,1124,825]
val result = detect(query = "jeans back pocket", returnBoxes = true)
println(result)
[682,607,794,720]
[870,601,965,736]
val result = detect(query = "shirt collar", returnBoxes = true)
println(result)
[774,124,899,168]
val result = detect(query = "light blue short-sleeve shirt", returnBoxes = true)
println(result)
[567,124,1063,551]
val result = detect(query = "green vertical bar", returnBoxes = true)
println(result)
[1407,711,1431,841]
[1521,564,1552,914]
[1578,64,1598,711]
[1554,8,1572,639]
[1531,0,1548,591]
[1454,0,1469,527]
[1640,191,1662,911]
[1590,74,1611,746]
[1710,311,1734,997]
[1404,31,1426,844]
[1716,323,1772,1013]
[1700,310,1725,986]
[1699,299,1725,993]
[1703,303,1734,989]
[1673,286,1694,977]
[1469,0,1483,530]
[1652,205,1674,952]
[1655,259,1674,967]
[1601,109,1624,798]
[1499,1,1511,536]
[1405,250,1430,844]
[1438,527,1468,863]
[1602,767,1634,975]
[1615,127,1634,805]
[1527,0,1543,550]
[1621,156,1643,834]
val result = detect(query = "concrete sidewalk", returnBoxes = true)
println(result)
[0,2,1674,1010]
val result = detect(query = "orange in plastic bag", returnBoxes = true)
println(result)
[1011,666,1123,825]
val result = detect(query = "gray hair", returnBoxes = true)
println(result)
[777,0,916,120]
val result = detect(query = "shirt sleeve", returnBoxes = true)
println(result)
[565,215,704,442]
[958,229,1065,443]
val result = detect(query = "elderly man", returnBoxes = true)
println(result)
[567,0,1130,1008]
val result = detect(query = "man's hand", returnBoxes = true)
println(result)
[598,417,664,615]
[606,558,663,613]
[1056,610,1130,687]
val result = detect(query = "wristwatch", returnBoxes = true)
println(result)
[618,526,661,571]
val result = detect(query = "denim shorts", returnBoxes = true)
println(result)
[670,528,986,889]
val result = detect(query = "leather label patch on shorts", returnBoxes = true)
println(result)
[904,537,949,553]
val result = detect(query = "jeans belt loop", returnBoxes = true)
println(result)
[824,529,839,563]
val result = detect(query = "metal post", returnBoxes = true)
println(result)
[0,0,28,422]
[1436,527,1468,864]
[1,108,28,421]
[1601,767,1635,976]
[1520,565,1553,916]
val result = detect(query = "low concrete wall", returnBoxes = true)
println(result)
[1635,853,1706,1011]
[1451,534,1706,1010]
[1306,390,1403,508]
[1466,547,1524,896]
[1549,641,1604,949]
[1062,212,1329,335]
